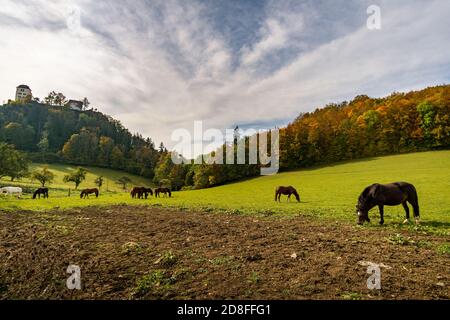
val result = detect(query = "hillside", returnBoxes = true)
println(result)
[2,151,450,231]
[0,163,152,193]
[0,102,160,178]
[2,85,450,191]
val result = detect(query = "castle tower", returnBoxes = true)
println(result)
[15,84,32,102]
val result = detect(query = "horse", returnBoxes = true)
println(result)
[275,186,300,202]
[356,182,420,225]
[131,187,153,199]
[155,187,171,198]
[33,188,49,199]
[80,188,99,199]
[131,187,143,198]
[0,186,22,198]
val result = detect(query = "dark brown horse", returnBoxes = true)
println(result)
[275,186,300,202]
[80,188,99,199]
[33,188,49,199]
[356,182,420,225]
[155,187,171,198]
[131,187,153,199]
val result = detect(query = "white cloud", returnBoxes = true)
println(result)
[0,0,449,158]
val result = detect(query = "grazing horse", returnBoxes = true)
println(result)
[0,186,22,198]
[131,187,153,199]
[356,182,420,225]
[275,186,300,202]
[33,188,49,199]
[80,188,99,199]
[155,187,171,198]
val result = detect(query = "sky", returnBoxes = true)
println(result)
[0,0,449,157]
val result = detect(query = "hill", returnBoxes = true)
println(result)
[2,151,449,233]
[0,102,160,178]
[0,163,152,193]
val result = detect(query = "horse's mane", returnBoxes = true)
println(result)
[358,184,379,207]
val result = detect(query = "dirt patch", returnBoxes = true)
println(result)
[0,206,448,300]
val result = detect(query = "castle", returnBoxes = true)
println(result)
[15,84,32,102]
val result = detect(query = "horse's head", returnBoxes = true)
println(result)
[355,204,370,225]
[355,185,378,225]
[293,191,300,202]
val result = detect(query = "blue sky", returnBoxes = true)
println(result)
[1,0,449,156]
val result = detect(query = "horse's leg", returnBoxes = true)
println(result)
[378,205,384,225]
[402,202,410,224]
[408,200,420,224]
[287,194,291,202]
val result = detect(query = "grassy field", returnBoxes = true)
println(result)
[0,163,152,193]
[1,151,450,230]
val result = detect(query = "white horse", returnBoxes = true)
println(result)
[0,186,23,198]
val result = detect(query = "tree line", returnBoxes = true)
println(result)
[153,84,450,189]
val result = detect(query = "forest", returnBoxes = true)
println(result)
[1,84,449,189]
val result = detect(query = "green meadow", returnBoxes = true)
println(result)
[1,151,450,231]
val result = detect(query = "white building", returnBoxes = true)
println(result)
[15,84,32,102]
[66,99,83,111]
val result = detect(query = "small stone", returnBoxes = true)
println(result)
[290,253,297,259]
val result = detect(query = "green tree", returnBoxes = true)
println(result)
[31,167,55,187]
[153,153,173,184]
[63,167,87,189]
[82,97,90,110]
[54,92,67,106]
[110,146,125,169]
[0,143,30,180]
[116,176,132,190]
[417,102,436,142]
[95,176,104,189]
[44,91,57,105]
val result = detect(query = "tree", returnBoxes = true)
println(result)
[44,91,57,105]
[54,93,67,106]
[31,167,55,187]
[116,176,132,190]
[0,143,30,180]
[63,167,87,189]
[110,146,125,169]
[37,130,49,153]
[95,176,104,189]
[82,97,90,111]
[62,129,99,165]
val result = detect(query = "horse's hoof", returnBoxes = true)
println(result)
[403,219,410,224]
[379,221,384,225]
[415,218,421,225]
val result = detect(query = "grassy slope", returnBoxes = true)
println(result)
[1,151,450,228]
[0,163,152,192]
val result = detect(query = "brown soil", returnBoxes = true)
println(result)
[0,206,448,300]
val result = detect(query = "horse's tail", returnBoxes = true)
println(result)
[32,191,37,199]
[275,187,279,201]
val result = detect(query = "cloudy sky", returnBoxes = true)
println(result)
[1,0,449,157]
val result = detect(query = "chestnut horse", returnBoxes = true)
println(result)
[131,187,153,199]
[80,188,99,199]
[155,187,171,198]
[275,186,300,202]
[356,182,420,225]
